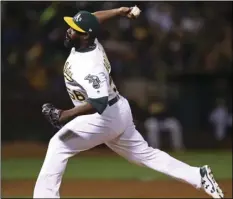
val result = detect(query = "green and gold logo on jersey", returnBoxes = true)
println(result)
[84,74,101,89]
[63,62,73,82]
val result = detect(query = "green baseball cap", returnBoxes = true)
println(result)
[64,11,100,36]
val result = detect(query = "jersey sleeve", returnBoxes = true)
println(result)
[82,70,108,99]
[73,66,109,114]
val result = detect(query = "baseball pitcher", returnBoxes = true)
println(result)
[33,6,224,198]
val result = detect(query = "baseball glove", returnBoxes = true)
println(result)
[42,103,63,129]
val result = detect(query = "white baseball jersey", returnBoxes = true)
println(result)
[63,39,119,108]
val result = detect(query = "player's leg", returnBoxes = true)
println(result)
[105,100,223,198]
[33,129,78,198]
[106,125,223,198]
[33,115,118,198]
[106,124,201,187]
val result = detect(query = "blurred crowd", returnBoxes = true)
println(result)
[2,1,232,102]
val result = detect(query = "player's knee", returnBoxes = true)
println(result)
[133,146,168,164]
[46,137,59,155]
[48,128,65,147]
[141,148,172,167]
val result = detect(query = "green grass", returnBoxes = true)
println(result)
[2,151,232,180]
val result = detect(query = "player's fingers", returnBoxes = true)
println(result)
[42,103,52,107]
[126,7,132,14]
[42,106,49,113]
[127,13,135,19]
[120,7,132,16]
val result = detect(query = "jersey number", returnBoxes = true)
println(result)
[67,88,85,101]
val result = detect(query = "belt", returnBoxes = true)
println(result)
[108,95,120,106]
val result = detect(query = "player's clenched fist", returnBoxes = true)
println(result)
[117,7,132,17]
[42,103,63,129]
[117,6,141,19]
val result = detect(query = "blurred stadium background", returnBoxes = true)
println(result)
[1,1,232,198]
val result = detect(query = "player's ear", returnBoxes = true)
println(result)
[78,31,89,40]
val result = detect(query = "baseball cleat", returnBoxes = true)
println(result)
[200,165,224,198]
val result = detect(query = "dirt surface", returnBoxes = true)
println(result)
[2,179,232,198]
[2,142,232,198]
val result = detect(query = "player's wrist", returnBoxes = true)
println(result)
[115,8,122,16]
[59,110,70,123]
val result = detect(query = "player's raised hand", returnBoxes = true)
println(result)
[118,6,141,19]
[117,7,132,17]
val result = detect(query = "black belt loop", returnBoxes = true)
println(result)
[108,95,119,106]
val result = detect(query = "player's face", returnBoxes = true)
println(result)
[64,28,77,48]
[64,28,82,48]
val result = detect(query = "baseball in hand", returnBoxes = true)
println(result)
[129,6,141,18]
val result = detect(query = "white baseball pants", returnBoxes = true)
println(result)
[33,96,201,198]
